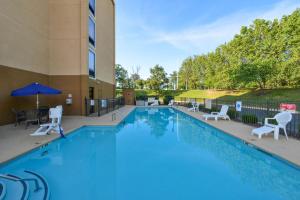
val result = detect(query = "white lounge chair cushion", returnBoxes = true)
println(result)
[251,126,274,139]
[203,114,230,120]
[203,114,217,120]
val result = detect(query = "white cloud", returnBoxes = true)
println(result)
[146,0,300,54]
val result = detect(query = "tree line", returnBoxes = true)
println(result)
[115,64,170,90]
[116,9,300,91]
[179,9,300,90]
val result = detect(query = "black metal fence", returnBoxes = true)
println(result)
[178,97,300,138]
[85,97,125,117]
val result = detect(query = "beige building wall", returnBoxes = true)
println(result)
[95,0,115,85]
[0,0,49,74]
[0,0,115,125]
[49,0,85,76]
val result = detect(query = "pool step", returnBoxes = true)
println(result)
[0,170,50,200]
[0,181,6,200]
[0,174,29,200]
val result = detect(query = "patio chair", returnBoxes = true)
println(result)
[31,107,62,136]
[56,105,63,115]
[203,105,230,121]
[251,111,292,140]
[38,106,50,123]
[147,97,155,104]
[150,100,159,106]
[188,102,199,112]
[25,110,40,129]
[168,100,174,106]
[11,108,26,126]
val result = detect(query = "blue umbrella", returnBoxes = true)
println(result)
[11,82,62,109]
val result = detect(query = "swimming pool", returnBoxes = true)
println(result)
[1,107,300,199]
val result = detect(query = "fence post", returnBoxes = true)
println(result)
[106,99,109,114]
[97,99,100,117]
[85,97,88,116]
[266,99,269,117]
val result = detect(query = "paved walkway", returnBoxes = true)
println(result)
[0,106,135,164]
[174,106,300,167]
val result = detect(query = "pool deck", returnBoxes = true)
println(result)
[174,106,300,167]
[1,105,300,167]
[0,105,135,164]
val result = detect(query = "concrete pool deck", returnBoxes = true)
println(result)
[1,105,300,167]
[0,105,135,164]
[174,106,300,167]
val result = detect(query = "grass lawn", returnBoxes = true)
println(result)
[127,88,300,102]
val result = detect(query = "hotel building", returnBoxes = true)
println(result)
[0,0,116,125]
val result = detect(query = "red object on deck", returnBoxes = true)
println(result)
[280,103,296,111]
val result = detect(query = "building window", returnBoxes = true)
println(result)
[89,50,95,78]
[89,17,95,46]
[89,0,95,15]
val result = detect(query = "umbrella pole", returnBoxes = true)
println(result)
[36,94,39,109]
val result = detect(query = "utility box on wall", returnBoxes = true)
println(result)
[123,89,135,105]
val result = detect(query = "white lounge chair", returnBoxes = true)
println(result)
[188,102,199,112]
[251,111,292,140]
[203,105,230,121]
[31,108,62,136]
[147,97,155,105]
[150,100,159,106]
[168,100,174,106]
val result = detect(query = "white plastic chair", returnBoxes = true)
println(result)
[150,100,159,106]
[251,111,292,140]
[188,102,199,112]
[168,100,174,106]
[148,97,155,105]
[203,105,230,121]
[31,108,62,136]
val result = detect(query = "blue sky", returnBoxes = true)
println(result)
[116,0,300,79]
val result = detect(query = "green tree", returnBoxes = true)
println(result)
[130,73,141,89]
[148,65,168,90]
[135,79,145,89]
[115,64,129,89]
[178,9,300,89]
[169,71,178,90]
[235,62,274,89]
[179,58,193,89]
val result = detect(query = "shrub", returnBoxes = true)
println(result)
[136,95,147,101]
[210,107,219,112]
[227,109,237,119]
[198,104,205,111]
[242,114,258,124]
[267,118,277,125]
[186,102,192,108]
[163,95,173,105]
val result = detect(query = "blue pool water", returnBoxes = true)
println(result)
[1,107,300,199]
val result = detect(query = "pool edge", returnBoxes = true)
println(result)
[0,107,136,166]
[172,106,300,169]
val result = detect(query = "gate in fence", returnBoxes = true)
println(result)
[85,97,125,117]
